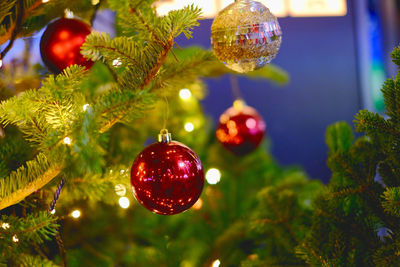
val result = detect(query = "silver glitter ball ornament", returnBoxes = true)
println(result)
[211,0,282,73]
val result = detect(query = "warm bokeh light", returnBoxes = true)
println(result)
[91,0,100,5]
[42,0,50,3]
[206,168,221,185]
[12,235,19,243]
[221,0,288,17]
[288,0,347,17]
[1,223,10,229]
[211,259,221,267]
[184,122,195,132]
[115,184,127,196]
[63,137,72,145]
[64,9,74,19]
[119,197,130,209]
[179,88,192,100]
[50,209,56,215]
[155,0,346,18]
[192,198,203,210]
[82,104,89,111]
[113,58,122,67]
[0,59,3,68]
[71,210,81,219]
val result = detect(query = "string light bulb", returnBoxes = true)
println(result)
[211,259,220,267]
[50,209,56,215]
[0,59,3,68]
[82,104,89,111]
[63,137,72,145]
[119,197,130,209]
[206,168,221,185]
[179,89,192,100]
[1,223,10,229]
[115,184,127,196]
[12,235,19,243]
[42,0,50,3]
[184,122,194,132]
[71,210,81,219]
[112,58,122,67]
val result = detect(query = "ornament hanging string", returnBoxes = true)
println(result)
[162,94,170,130]
[229,75,244,101]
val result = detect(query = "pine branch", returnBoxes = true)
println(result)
[17,254,58,267]
[0,153,62,210]
[355,110,400,138]
[0,0,43,47]
[82,32,139,66]
[0,211,58,248]
[382,187,400,217]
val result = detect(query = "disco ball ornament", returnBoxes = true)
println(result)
[216,100,266,156]
[130,129,204,215]
[40,18,94,73]
[211,0,282,73]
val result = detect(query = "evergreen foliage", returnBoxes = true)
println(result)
[0,0,320,265]
[298,46,400,266]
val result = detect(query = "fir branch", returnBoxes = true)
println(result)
[355,110,400,138]
[382,187,400,217]
[163,5,201,39]
[140,37,173,90]
[392,46,400,66]
[0,153,62,210]
[329,185,367,198]
[82,32,139,66]
[0,211,58,246]
[0,0,23,60]
[128,0,164,44]
[17,254,58,267]
[0,0,43,48]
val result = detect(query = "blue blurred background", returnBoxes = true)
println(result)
[177,0,400,182]
[2,0,400,182]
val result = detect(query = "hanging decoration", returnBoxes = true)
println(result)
[130,129,204,215]
[216,100,266,155]
[40,18,93,73]
[211,0,282,73]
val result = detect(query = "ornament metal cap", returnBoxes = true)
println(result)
[158,129,172,143]
[233,99,246,111]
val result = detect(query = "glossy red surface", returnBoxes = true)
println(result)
[130,141,204,215]
[40,18,93,73]
[216,105,266,156]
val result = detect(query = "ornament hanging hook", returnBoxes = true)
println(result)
[158,129,172,143]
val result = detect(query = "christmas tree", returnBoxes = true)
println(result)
[298,46,400,266]
[0,0,323,266]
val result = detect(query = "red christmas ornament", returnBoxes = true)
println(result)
[130,130,204,215]
[40,18,93,73]
[216,100,266,156]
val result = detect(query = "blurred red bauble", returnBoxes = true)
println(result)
[40,18,93,73]
[130,130,204,215]
[216,100,266,156]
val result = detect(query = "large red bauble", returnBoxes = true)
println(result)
[40,18,93,73]
[216,103,266,156]
[130,140,204,215]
